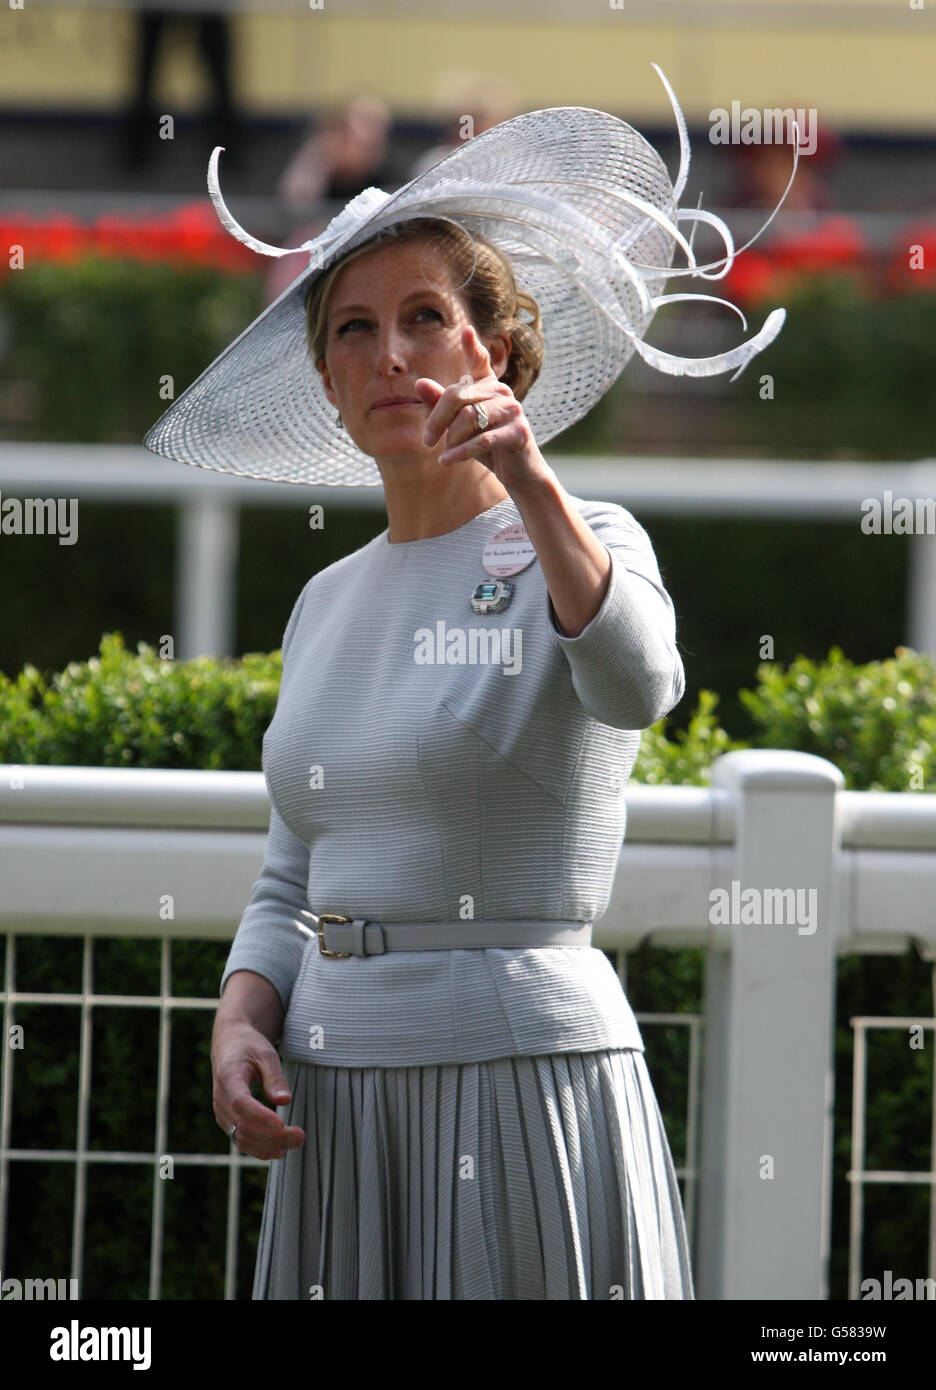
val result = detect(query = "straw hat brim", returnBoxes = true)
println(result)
[143,76,789,487]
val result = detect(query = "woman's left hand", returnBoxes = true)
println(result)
[415,325,551,493]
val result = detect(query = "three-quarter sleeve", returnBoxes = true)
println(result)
[546,502,685,730]
[219,582,313,1011]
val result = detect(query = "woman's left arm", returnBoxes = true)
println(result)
[521,481,686,731]
[419,325,685,730]
[505,466,614,639]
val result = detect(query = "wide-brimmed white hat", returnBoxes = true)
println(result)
[143,64,796,487]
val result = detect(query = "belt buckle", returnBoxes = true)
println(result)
[316,912,354,958]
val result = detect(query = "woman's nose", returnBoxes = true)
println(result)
[374,325,408,375]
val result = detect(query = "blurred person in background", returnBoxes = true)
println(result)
[729,119,842,214]
[279,95,397,213]
[120,3,244,170]
[720,120,868,302]
[409,73,520,178]
[264,96,400,307]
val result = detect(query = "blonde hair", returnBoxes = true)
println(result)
[304,217,544,401]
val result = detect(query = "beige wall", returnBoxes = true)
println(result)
[1,6,934,131]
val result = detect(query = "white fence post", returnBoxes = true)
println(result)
[908,531,936,657]
[696,749,844,1300]
[176,495,239,658]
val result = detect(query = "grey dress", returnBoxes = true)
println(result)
[221,494,695,1299]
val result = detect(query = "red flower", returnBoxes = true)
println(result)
[0,215,35,281]
[721,249,779,305]
[13,214,90,266]
[722,216,870,303]
[162,201,225,267]
[768,216,868,273]
[886,221,936,293]
[94,213,148,263]
[0,201,260,277]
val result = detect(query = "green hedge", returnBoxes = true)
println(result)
[3,633,933,792]
[0,505,911,749]
[2,258,934,457]
[1,638,933,1299]
[556,277,936,459]
[728,277,936,458]
[0,257,263,442]
[0,635,281,771]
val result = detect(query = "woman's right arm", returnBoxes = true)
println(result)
[211,803,314,1161]
[217,968,285,1043]
[211,581,313,1161]
[211,969,306,1161]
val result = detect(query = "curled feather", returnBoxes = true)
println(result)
[675,208,736,281]
[651,292,749,332]
[651,61,691,202]
[629,137,801,279]
[627,307,786,378]
[207,147,317,258]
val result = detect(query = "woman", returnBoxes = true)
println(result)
[144,68,792,1299]
[213,217,692,1301]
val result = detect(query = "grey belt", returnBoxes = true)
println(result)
[298,910,593,958]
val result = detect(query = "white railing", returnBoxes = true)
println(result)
[1,444,934,660]
[0,749,934,1299]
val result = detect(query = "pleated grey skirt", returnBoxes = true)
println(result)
[251,1048,694,1300]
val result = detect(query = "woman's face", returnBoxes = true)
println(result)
[316,237,509,464]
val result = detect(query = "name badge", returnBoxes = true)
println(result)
[482,522,536,577]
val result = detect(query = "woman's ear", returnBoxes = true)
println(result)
[487,332,511,381]
[317,357,338,409]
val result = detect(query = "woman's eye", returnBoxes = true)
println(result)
[335,307,443,336]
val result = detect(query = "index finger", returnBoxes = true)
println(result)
[462,323,492,378]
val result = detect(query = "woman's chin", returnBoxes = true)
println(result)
[358,421,436,463]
